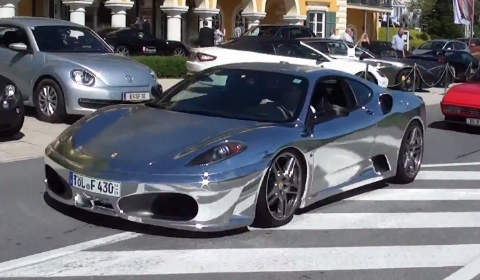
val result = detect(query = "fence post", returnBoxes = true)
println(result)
[365,63,368,79]
[444,63,448,94]
[413,63,417,93]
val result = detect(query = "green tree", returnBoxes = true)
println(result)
[424,0,464,38]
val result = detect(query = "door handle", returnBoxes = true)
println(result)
[363,107,374,115]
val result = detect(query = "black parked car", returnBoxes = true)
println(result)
[241,24,316,39]
[100,27,189,57]
[407,50,479,81]
[0,77,24,138]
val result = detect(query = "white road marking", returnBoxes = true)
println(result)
[346,189,480,201]
[252,212,480,231]
[443,254,480,280]
[1,245,480,277]
[0,232,141,274]
[416,171,480,180]
[422,162,480,168]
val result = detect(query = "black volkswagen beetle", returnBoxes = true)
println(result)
[0,77,24,138]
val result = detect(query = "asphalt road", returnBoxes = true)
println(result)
[2,104,480,280]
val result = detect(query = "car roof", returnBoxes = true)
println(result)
[0,16,85,28]
[217,62,350,80]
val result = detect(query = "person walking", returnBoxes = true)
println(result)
[329,29,339,39]
[198,20,214,47]
[213,23,224,45]
[142,16,151,35]
[391,28,405,58]
[340,28,353,43]
[232,23,244,38]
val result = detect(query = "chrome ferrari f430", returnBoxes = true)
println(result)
[45,63,426,232]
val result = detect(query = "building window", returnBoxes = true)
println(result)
[306,11,325,37]
[234,9,248,30]
[212,14,222,28]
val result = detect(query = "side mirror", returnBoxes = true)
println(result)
[8,42,27,52]
[379,93,393,115]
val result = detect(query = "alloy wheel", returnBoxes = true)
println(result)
[265,152,303,220]
[403,126,423,178]
[116,47,129,56]
[174,48,186,56]
[38,85,58,117]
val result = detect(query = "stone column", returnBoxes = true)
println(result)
[105,0,134,28]
[283,15,306,25]
[62,0,94,26]
[194,8,219,30]
[161,6,188,42]
[0,0,19,18]
[241,12,266,30]
[86,5,98,30]
[336,0,347,35]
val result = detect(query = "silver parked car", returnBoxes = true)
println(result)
[0,17,161,123]
[411,39,469,55]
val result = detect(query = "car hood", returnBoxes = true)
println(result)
[443,83,480,107]
[45,52,153,87]
[51,105,270,173]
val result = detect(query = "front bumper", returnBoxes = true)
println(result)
[65,83,162,116]
[44,147,266,232]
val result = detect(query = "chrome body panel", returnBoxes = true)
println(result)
[45,63,426,232]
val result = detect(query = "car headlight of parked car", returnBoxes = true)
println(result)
[150,70,158,81]
[70,69,95,87]
[187,141,247,166]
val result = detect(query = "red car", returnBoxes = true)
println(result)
[441,69,480,126]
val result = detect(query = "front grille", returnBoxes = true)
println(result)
[459,107,480,117]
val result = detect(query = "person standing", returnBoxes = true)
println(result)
[198,20,214,47]
[329,29,339,39]
[142,16,151,35]
[213,23,224,45]
[340,28,353,43]
[391,28,405,58]
[360,32,370,49]
[232,23,244,38]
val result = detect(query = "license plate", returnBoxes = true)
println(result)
[142,47,156,53]
[466,118,480,126]
[122,92,150,101]
[69,172,121,197]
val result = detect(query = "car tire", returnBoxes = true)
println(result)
[34,79,66,123]
[252,150,306,228]
[0,103,24,138]
[115,45,129,56]
[390,121,424,184]
[356,72,377,84]
[173,47,187,57]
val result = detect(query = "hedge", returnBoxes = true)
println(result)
[377,27,431,50]
[132,56,187,78]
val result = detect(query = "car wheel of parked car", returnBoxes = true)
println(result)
[390,121,424,184]
[115,45,129,56]
[252,150,306,228]
[397,68,420,92]
[173,47,186,57]
[34,79,66,123]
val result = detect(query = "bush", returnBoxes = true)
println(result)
[131,56,187,78]
[377,27,431,50]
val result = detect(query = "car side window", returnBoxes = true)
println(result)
[256,43,275,55]
[345,79,373,106]
[278,28,290,38]
[444,42,454,50]
[309,77,357,120]
[300,28,314,37]
[327,42,348,55]
[274,42,322,60]
[288,28,304,39]
[0,26,31,49]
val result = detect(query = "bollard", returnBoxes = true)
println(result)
[444,63,448,94]
[365,63,368,79]
[413,64,417,93]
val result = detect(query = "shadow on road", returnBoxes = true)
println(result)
[43,192,248,239]
[0,132,24,142]
[429,121,480,135]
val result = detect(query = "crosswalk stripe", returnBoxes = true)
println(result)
[251,212,480,231]
[416,171,480,180]
[2,244,480,277]
[345,189,480,201]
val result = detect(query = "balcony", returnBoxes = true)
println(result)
[347,0,392,8]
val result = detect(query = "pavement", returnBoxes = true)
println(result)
[2,83,480,279]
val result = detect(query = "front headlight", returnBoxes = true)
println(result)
[187,141,247,166]
[70,70,95,86]
[4,84,15,98]
[150,70,158,81]
[442,105,461,113]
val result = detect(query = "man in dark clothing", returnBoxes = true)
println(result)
[142,16,151,35]
[198,20,214,47]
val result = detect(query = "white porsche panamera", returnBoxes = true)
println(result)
[186,36,389,88]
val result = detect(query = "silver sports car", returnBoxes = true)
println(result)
[45,63,426,232]
[0,17,160,123]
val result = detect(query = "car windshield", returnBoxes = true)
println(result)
[32,25,112,53]
[147,68,309,123]
[419,41,447,49]
[243,26,281,36]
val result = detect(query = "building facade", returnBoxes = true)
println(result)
[8,0,392,45]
